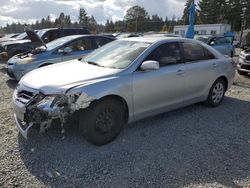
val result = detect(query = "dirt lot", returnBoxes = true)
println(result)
[0,63,250,188]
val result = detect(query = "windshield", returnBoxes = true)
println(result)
[15,32,27,40]
[37,29,48,38]
[84,40,151,69]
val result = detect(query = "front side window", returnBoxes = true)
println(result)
[64,38,92,51]
[145,42,181,67]
[183,42,215,62]
[212,37,231,45]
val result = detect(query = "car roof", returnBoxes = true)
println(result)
[120,36,203,44]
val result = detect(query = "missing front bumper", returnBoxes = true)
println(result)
[14,114,34,139]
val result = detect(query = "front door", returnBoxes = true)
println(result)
[132,42,186,118]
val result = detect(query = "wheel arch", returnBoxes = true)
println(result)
[38,62,54,68]
[217,75,228,91]
[98,95,129,123]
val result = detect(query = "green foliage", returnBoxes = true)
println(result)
[124,5,148,32]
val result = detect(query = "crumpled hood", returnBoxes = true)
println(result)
[20,59,120,94]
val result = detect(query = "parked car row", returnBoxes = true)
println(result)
[0,28,90,62]
[237,48,250,75]
[7,33,114,80]
[12,36,236,145]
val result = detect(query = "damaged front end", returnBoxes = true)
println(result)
[13,86,95,139]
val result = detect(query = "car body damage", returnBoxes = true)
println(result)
[13,86,96,139]
[13,37,235,145]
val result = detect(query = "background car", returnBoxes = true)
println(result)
[13,37,235,145]
[195,35,235,57]
[7,35,114,80]
[237,48,250,75]
[0,28,90,62]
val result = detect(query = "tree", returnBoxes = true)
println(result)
[181,0,194,25]
[79,8,90,28]
[197,0,227,24]
[89,16,97,33]
[124,5,148,32]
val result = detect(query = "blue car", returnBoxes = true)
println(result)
[195,35,235,57]
[7,34,114,80]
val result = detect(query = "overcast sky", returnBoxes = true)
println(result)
[0,0,188,26]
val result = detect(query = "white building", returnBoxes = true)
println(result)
[173,24,231,37]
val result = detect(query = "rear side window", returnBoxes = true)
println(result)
[146,42,182,67]
[183,42,215,62]
[94,37,113,48]
[204,48,216,59]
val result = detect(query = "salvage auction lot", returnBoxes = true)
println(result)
[0,63,250,187]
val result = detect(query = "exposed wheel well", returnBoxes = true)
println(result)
[218,76,228,90]
[39,63,53,68]
[98,95,129,123]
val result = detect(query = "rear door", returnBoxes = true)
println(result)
[132,42,186,118]
[60,37,93,61]
[181,41,219,101]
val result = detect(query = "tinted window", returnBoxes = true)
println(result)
[42,30,60,42]
[204,48,216,59]
[63,29,77,36]
[94,37,112,48]
[183,42,206,62]
[213,37,231,45]
[79,29,90,34]
[146,42,181,67]
[63,38,92,51]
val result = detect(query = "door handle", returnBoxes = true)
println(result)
[177,69,184,75]
[212,63,217,68]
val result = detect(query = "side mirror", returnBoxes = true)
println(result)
[140,60,159,71]
[210,41,215,46]
[63,47,72,54]
[44,37,49,43]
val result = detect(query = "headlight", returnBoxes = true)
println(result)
[36,95,68,109]
[16,57,33,64]
[51,95,68,107]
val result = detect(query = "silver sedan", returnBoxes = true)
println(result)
[13,37,235,145]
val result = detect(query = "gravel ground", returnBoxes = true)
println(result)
[0,63,250,188]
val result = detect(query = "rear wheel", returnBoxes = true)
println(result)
[79,98,125,145]
[237,70,248,75]
[205,78,226,107]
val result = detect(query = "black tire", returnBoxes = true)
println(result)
[79,98,126,145]
[237,70,248,75]
[205,78,226,107]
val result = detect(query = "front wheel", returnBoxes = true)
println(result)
[79,98,125,145]
[205,78,226,107]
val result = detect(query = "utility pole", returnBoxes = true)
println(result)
[240,7,247,47]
